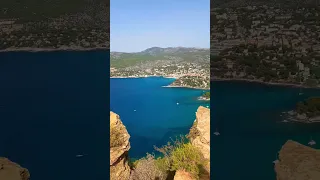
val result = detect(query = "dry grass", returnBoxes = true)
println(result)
[110,126,125,148]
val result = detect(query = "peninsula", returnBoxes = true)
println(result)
[284,97,320,123]
[110,47,210,90]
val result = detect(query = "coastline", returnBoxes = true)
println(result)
[212,78,320,89]
[197,96,210,101]
[162,85,210,90]
[283,111,320,123]
[110,75,210,90]
[110,75,177,79]
[0,47,109,53]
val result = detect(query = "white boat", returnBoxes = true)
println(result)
[134,110,136,112]
[176,102,179,105]
[308,138,316,146]
[214,128,220,136]
[76,154,84,157]
[282,119,288,123]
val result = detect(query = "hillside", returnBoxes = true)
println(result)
[111,47,209,68]
[212,0,320,7]
[110,47,210,89]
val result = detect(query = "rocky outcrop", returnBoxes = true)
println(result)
[188,106,210,177]
[110,112,131,180]
[174,170,194,180]
[275,140,320,180]
[0,158,30,180]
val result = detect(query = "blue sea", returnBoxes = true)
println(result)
[212,81,320,180]
[0,51,109,180]
[110,77,210,159]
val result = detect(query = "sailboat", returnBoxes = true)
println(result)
[308,136,316,146]
[214,128,220,136]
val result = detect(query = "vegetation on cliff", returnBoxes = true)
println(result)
[110,125,125,148]
[296,97,320,117]
[202,92,210,98]
[131,136,207,180]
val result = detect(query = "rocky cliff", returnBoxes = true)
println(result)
[188,106,211,176]
[0,158,30,180]
[275,140,320,180]
[110,112,131,180]
[110,106,211,180]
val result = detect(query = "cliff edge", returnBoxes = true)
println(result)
[110,112,131,180]
[275,140,320,180]
[188,106,210,178]
[0,158,30,180]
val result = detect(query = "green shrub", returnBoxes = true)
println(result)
[154,136,206,179]
[171,143,203,178]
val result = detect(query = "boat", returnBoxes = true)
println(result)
[214,128,220,136]
[76,154,84,157]
[282,119,288,123]
[134,109,136,112]
[176,102,179,105]
[308,137,316,146]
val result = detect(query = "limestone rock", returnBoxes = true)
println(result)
[174,170,195,180]
[0,158,30,180]
[189,106,210,176]
[275,140,320,180]
[110,111,131,180]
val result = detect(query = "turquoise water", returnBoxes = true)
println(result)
[212,81,320,180]
[110,77,210,159]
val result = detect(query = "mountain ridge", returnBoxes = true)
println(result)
[111,47,209,54]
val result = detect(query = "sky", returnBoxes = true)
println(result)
[110,0,210,52]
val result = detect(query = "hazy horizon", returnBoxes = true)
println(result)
[110,0,210,52]
[110,46,210,53]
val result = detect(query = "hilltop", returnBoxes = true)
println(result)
[111,47,210,89]
[111,47,209,68]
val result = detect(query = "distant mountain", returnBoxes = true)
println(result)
[111,47,209,68]
[111,47,209,56]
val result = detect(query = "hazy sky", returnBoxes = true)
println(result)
[110,0,210,52]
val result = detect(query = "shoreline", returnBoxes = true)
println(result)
[110,76,210,90]
[0,47,109,53]
[110,76,177,79]
[212,78,320,89]
[197,96,210,101]
[162,85,210,90]
[282,111,320,123]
